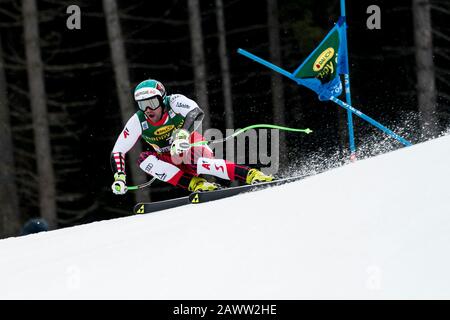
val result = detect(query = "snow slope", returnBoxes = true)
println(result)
[1,135,450,299]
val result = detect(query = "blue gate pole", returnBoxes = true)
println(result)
[341,0,357,161]
[237,48,413,147]
[330,97,412,147]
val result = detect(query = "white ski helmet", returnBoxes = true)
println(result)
[134,79,167,111]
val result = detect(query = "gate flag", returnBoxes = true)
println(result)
[293,18,347,101]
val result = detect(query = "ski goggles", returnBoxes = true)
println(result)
[137,96,161,111]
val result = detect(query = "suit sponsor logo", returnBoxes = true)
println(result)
[170,94,180,103]
[176,102,190,109]
[142,121,149,130]
[202,160,210,170]
[154,125,175,136]
[155,172,167,180]
[148,144,171,153]
[123,128,130,138]
[215,164,225,172]
[145,163,153,173]
[144,134,171,142]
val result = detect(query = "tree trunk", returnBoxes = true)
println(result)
[103,0,150,203]
[267,0,286,169]
[412,0,438,138]
[187,0,211,129]
[215,0,234,130]
[22,0,58,229]
[0,33,21,238]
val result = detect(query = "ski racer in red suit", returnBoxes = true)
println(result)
[111,79,273,195]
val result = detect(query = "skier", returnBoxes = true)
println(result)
[111,79,273,195]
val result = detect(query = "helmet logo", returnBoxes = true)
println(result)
[156,82,166,97]
[134,88,161,101]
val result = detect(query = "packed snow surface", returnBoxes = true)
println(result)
[1,135,450,299]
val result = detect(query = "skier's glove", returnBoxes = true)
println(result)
[170,129,191,156]
[112,171,127,195]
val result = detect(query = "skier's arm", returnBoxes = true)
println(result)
[110,114,142,176]
[183,107,204,132]
[169,94,204,133]
[169,94,206,155]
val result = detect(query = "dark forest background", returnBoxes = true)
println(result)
[0,0,449,238]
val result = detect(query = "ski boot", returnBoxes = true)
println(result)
[188,176,220,192]
[246,169,274,185]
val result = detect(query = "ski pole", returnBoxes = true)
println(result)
[127,176,157,191]
[189,124,313,147]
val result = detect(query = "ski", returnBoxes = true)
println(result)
[134,196,190,214]
[188,174,308,204]
[133,174,308,214]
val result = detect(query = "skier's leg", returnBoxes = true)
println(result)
[181,131,273,185]
[197,157,274,184]
[185,146,273,184]
[138,151,218,191]
[138,151,193,189]
[195,155,248,181]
